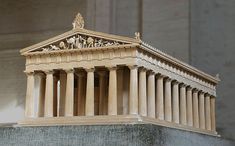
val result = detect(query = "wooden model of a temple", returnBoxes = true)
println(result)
[19,13,219,136]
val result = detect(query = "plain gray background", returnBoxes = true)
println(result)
[0,0,234,140]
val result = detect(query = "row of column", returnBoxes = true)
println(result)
[24,66,216,132]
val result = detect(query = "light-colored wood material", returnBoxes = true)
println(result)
[129,66,138,115]
[85,68,95,116]
[147,72,155,118]
[211,97,216,131]
[44,70,54,117]
[186,87,193,126]
[25,71,35,118]
[156,75,164,120]
[180,84,187,125]
[205,94,211,130]
[164,78,172,122]
[139,68,147,116]
[199,92,206,129]
[172,81,180,124]
[193,89,199,128]
[108,67,117,115]
[65,69,74,116]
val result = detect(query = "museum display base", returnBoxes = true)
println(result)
[0,124,234,146]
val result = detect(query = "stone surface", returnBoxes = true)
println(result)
[0,124,234,146]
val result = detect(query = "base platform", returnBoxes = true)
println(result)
[0,124,234,146]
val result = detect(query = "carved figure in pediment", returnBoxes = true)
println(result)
[66,36,76,49]
[87,37,94,47]
[95,39,103,47]
[50,45,60,51]
[75,35,82,49]
[42,47,49,52]
[59,41,67,50]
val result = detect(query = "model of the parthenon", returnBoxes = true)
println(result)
[19,13,219,136]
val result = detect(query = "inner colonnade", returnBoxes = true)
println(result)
[25,65,216,132]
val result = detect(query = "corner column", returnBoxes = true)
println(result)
[129,66,138,115]
[156,75,164,120]
[139,68,147,116]
[172,81,180,124]
[108,67,117,115]
[65,69,74,116]
[25,71,35,118]
[85,68,95,116]
[44,70,54,117]
[211,96,216,131]
[147,71,155,118]
[164,78,172,122]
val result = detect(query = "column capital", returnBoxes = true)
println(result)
[164,77,173,82]
[205,93,211,97]
[128,65,138,70]
[179,83,187,88]
[147,70,156,75]
[139,67,147,72]
[192,88,199,93]
[107,66,117,71]
[172,80,180,85]
[187,86,193,90]
[199,90,205,95]
[85,68,95,72]
[156,74,165,79]
[44,70,54,75]
[64,68,74,73]
[24,70,34,76]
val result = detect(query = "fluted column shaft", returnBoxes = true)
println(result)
[186,87,193,126]
[25,71,35,118]
[85,68,95,116]
[139,68,147,116]
[193,89,199,128]
[205,94,212,130]
[44,70,54,117]
[211,97,216,131]
[108,67,117,115]
[172,81,180,123]
[199,92,206,129]
[129,66,138,115]
[180,84,187,125]
[164,78,172,122]
[65,69,74,116]
[147,72,155,118]
[156,75,164,120]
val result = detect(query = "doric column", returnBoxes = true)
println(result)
[199,91,206,129]
[211,96,216,131]
[193,89,199,128]
[64,69,74,116]
[108,67,117,115]
[205,94,212,130]
[98,71,107,115]
[156,75,164,120]
[172,81,180,124]
[44,70,54,117]
[180,84,187,125]
[129,66,138,115]
[25,71,35,118]
[139,68,147,116]
[147,71,155,118]
[85,68,95,116]
[77,72,86,116]
[37,73,46,117]
[186,87,193,126]
[164,78,172,122]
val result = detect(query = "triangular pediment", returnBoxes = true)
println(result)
[20,28,140,55]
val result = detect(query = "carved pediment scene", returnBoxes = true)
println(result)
[32,33,127,53]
